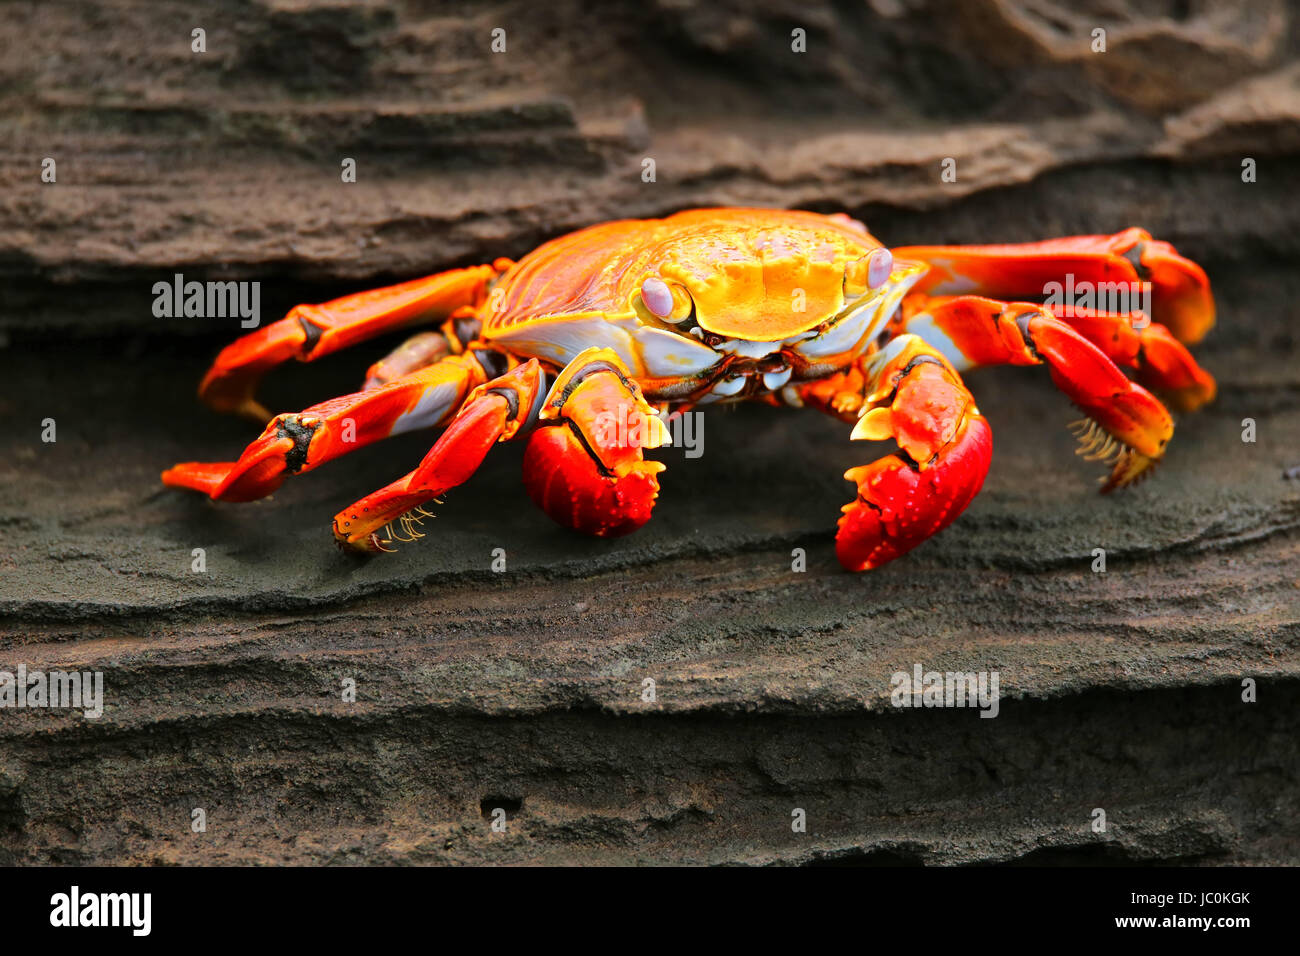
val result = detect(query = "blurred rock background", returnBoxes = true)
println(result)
[0,0,1297,864]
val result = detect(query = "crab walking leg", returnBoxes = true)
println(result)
[162,352,489,502]
[199,263,507,421]
[333,360,547,553]
[362,330,452,390]
[802,335,992,572]
[1039,308,1216,412]
[897,294,1174,491]
[896,298,1216,412]
[894,229,1214,345]
[522,348,670,537]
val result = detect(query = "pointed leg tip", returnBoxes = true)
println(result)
[1099,450,1158,494]
[333,526,387,555]
[161,462,237,497]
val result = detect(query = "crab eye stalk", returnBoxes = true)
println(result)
[638,277,693,323]
[868,248,893,288]
[844,248,894,297]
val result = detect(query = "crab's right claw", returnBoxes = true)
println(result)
[836,341,993,572]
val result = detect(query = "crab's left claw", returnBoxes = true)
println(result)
[836,338,993,572]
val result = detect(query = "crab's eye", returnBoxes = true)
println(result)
[641,277,674,317]
[639,277,693,323]
[844,248,894,297]
[868,248,893,288]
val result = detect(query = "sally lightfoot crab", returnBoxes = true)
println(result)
[162,208,1216,571]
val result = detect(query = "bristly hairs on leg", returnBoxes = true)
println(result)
[380,499,443,550]
[348,498,444,554]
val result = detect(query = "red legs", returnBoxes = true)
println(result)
[168,339,669,551]
[198,262,508,421]
[893,297,1215,411]
[332,348,668,552]
[893,228,1215,345]
[362,330,451,390]
[334,361,548,552]
[162,350,490,501]
[894,294,1175,490]
[1045,307,1215,411]
[522,348,668,538]
[798,336,993,572]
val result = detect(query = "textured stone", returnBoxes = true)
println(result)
[0,0,1297,865]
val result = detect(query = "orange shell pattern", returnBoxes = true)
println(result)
[483,208,885,342]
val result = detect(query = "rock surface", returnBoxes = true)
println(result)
[0,0,1297,864]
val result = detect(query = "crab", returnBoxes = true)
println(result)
[163,207,1216,571]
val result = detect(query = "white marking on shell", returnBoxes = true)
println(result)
[875,263,926,332]
[781,385,804,408]
[795,297,881,359]
[797,259,929,361]
[864,334,915,377]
